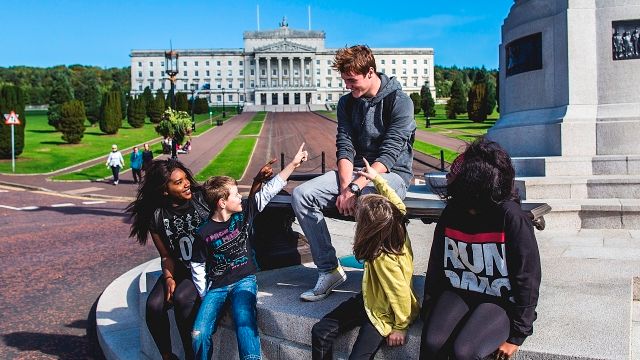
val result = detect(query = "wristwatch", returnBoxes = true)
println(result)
[347,182,361,197]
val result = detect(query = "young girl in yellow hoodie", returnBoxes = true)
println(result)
[311,158,420,360]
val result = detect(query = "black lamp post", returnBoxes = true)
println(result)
[164,49,179,159]
[190,85,196,132]
[222,87,226,118]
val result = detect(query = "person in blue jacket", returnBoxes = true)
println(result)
[130,146,143,184]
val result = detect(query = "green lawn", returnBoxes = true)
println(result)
[52,142,164,181]
[415,104,497,142]
[0,112,220,174]
[195,112,265,181]
[195,137,257,181]
[413,140,459,163]
[315,110,337,120]
[238,111,265,136]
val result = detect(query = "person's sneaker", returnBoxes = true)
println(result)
[300,266,347,302]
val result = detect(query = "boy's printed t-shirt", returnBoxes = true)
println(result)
[149,190,210,270]
[191,175,286,294]
[191,199,258,289]
[425,200,541,345]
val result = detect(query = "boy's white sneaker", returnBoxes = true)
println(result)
[300,266,347,302]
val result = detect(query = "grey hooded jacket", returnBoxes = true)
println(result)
[336,73,416,186]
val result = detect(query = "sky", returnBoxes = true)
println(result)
[2,0,513,69]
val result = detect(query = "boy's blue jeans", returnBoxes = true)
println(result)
[192,275,261,360]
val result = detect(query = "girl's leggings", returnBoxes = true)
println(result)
[146,268,200,359]
[420,290,510,360]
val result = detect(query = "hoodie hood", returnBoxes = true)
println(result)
[369,73,402,104]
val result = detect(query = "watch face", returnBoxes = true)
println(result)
[349,183,360,194]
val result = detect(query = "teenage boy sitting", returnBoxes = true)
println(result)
[190,143,308,360]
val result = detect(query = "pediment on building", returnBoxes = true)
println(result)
[255,40,315,53]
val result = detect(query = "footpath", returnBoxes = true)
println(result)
[0,112,253,201]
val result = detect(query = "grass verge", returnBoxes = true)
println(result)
[414,140,459,163]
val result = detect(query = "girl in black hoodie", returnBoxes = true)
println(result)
[420,138,541,360]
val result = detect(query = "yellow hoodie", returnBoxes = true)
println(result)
[362,176,420,336]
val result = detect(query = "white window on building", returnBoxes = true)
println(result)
[327,80,332,87]
[316,69,320,75]
[317,94,321,100]
[316,59,320,65]
[239,70,244,76]
[327,69,331,75]
[250,69,254,76]
[413,59,417,64]
[183,84,188,90]
[138,84,142,90]
[250,80,255,88]
[217,70,221,77]
[316,80,321,87]
[272,69,277,76]
[413,80,418,86]
[228,82,233,89]
[239,60,243,66]
[327,60,331,65]
[381,68,385,74]
[403,68,407,75]
[424,68,428,74]
[402,59,407,65]
[328,93,333,101]
[161,82,165,90]
[195,71,199,77]
[228,70,233,77]
[161,61,164,67]
[217,95,222,101]
[217,61,221,66]
[206,70,210,76]
[306,69,310,75]
[250,60,255,65]
[216,81,221,89]
[228,60,232,66]
[413,68,417,74]
[149,81,154,90]
[240,94,244,101]
[392,59,396,65]
[228,94,233,101]
[424,59,428,64]
[261,69,266,76]
[392,69,396,75]
[239,81,244,88]
[150,71,154,77]
[183,61,187,66]
[150,62,154,67]
[195,61,199,66]
[381,59,385,65]
[138,71,142,77]
[206,61,210,66]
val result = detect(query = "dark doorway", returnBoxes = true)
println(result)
[272,93,278,105]
[306,93,312,104]
[283,93,290,105]
[294,93,301,105]
[260,93,267,105]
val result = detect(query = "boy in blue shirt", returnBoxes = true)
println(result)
[190,143,307,360]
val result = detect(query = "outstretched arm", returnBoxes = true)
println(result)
[277,143,308,181]
[357,158,406,214]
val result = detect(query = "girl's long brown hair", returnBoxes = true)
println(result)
[353,194,407,262]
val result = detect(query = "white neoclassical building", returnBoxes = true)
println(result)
[130,20,435,111]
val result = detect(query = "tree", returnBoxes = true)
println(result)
[128,97,146,128]
[194,97,209,114]
[149,93,165,124]
[0,85,27,158]
[59,99,87,144]
[420,85,436,127]
[409,93,421,115]
[141,86,154,117]
[154,89,165,112]
[467,71,497,123]
[446,76,466,119]
[110,83,127,121]
[99,91,122,134]
[175,92,189,112]
[165,88,174,109]
[155,108,193,146]
[74,70,102,125]
[47,70,74,130]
